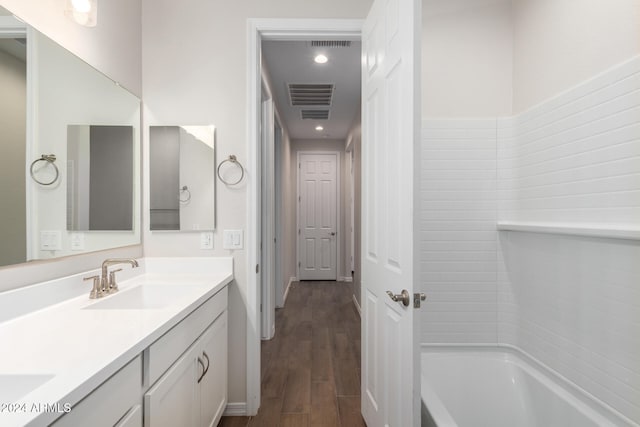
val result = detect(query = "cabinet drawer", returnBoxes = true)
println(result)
[53,355,142,427]
[145,286,227,387]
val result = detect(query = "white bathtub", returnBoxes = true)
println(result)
[420,347,637,427]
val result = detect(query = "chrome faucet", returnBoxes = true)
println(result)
[100,258,139,295]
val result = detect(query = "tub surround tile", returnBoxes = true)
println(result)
[421,55,640,424]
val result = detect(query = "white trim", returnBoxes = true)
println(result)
[339,276,353,283]
[496,221,640,241]
[247,18,363,417]
[279,276,296,307]
[296,151,341,281]
[223,402,247,416]
[352,293,361,317]
[246,18,262,417]
[260,92,275,340]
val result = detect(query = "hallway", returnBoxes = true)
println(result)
[219,281,365,426]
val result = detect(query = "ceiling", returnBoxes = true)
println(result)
[261,39,361,140]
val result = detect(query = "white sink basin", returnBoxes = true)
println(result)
[83,284,204,310]
[0,374,55,402]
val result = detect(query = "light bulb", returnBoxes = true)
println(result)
[71,0,92,13]
[314,54,328,64]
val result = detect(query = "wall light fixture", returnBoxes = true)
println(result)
[65,0,97,27]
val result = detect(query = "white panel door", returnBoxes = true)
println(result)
[298,153,338,280]
[361,0,420,426]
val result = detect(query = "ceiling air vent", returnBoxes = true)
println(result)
[310,40,352,48]
[288,83,334,106]
[301,109,330,120]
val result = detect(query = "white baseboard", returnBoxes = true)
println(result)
[339,276,353,282]
[281,276,295,306]
[223,402,247,416]
[352,293,361,317]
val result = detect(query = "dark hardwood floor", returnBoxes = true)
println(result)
[218,281,365,427]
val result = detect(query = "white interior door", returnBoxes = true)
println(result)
[361,0,421,426]
[298,152,338,281]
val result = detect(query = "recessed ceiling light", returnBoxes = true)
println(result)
[314,54,328,64]
[315,125,324,131]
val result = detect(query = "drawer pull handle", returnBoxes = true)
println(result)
[202,351,210,378]
[197,356,206,383]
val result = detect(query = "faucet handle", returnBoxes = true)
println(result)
[83,275,103,299]
[108,268,123,293]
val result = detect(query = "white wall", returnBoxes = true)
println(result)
[141,0,372,408]
[422,0,512,117]
[512,0,640,113]
[346,115,362,305]
[0,0,141,95]
[278,124,296,301]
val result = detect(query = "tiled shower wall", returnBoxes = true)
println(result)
[420,56,640,423]
[420,119,498,343]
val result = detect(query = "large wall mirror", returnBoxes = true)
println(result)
[149,126,215,231]
[0,6,141,268]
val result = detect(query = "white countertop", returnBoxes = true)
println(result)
[0,257,233,427]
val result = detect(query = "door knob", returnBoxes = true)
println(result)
[386,289,410,307]
[329,232,336,236]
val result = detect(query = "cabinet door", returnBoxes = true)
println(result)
[115,404,142,427]
[145,342,201,427]
[199,311,228,427]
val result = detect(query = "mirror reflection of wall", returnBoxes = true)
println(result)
[0,5,141,269]
[150,126,215,231]
[67,125,134,231]
[0,16,27,267]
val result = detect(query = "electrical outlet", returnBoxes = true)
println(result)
[200,232,213,249]
[70,233,85,250]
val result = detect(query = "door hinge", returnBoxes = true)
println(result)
[298,163,301,169]
[298,196,301,202]
[298,229,300,235]
[256,264,259,274]
[260,303,262,313]
[298,261,301,268]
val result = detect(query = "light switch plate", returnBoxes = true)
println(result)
[40,230,62,251]
[223,229,243,249]
[200,232,213,249]
[70,233,85,250]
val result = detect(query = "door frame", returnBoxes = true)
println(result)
[260,87,276,340]
[296,150,341,281]
[246,18,363,416]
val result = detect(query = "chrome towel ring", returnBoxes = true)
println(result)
[217,155,245,186]
[179,185,191,203]
[30,154,59,186]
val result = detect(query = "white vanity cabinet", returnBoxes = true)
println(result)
[144,287,228,427]
[52,356,143,427]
